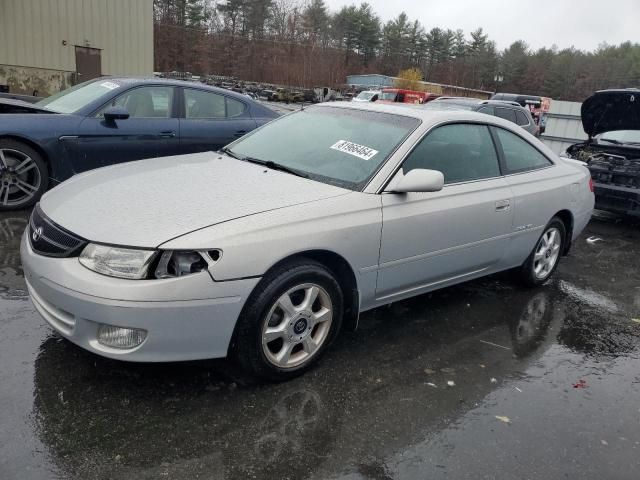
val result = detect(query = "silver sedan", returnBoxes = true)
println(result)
[21,103,594,381]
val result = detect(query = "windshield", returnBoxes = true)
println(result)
[356,92,376,101]
[380,92,397,101]
[597,130,640,145]
[36,80,122,113]
[226,107,420,190]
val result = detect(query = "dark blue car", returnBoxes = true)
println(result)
[0,78,278,210]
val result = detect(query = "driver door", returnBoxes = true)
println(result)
[377,123,514,301]
[66,85,180,173]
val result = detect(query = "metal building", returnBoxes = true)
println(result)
[346,74,492,99]
[540,101,587,154]
[0,0,154,97]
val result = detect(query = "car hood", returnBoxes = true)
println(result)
[582,89,640,137]
[40,153,350,247]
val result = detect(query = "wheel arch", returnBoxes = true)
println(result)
[553,209,574,255]
[0,135,51,178]
[261,249,361,332]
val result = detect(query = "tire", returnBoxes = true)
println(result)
[0,139,48,211]
[233,258,344,381]
[519,217,566,287]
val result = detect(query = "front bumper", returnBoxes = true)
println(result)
[21,232,260,362]
[594,183,640,216]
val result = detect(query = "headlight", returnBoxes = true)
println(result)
[79,244,157,279]
[79,244,220,280]
[154,250,217,278]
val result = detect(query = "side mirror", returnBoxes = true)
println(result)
[103,106,130,122]
[386,168,444,193]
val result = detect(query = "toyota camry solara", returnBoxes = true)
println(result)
[21,103,594,381]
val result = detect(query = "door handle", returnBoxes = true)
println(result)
[495,199,511,212]
[233,130,247,138]
[159,131,176,138]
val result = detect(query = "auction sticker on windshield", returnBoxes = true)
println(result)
[100,81,120,90]
[331,140,379,161]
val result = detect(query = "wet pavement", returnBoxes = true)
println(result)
[1,210,639,479]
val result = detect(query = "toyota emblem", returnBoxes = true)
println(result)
[32,226,43,242]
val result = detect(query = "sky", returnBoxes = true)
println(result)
[323,0,638,52]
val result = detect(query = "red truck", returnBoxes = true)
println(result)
[377,88,439,104]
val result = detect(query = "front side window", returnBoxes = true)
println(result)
[402,123,500,184]
[184,89,247,119]
[227,107,420,190]
[96,86,174,118]
[494,127,552,173]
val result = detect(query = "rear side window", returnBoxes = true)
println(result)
[402,124,500,184]
[184,89,247,119]
[495,107,517,124]
[515,110,530,126]
[477,106,494,115]
[494,127,552,173]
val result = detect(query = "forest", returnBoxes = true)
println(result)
[153,0,640,101]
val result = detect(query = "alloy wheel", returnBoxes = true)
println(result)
[533,227,561,280]
[262,283,333,369]
[0,149,42,207]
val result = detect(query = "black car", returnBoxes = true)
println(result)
[426,98,539,136]
[0,78,278,210]
[565,89,640,216]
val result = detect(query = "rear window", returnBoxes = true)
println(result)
[515,110,530,126]
[495,108,517,124]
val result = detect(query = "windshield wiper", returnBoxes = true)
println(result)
[220,146,243,159]
[220,147,308,178]
[251,159,309,178]
[600,138,640,146]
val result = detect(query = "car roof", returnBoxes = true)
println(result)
[95,76,250,100]
[312,101,527,131]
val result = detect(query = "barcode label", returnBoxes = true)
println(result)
[330,140,379,161]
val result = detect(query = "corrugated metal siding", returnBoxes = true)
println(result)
[0,0,153,75]
[541,100,588,154]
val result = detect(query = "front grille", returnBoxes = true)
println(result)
[29,205,87,258]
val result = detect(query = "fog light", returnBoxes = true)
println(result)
[97,324,147,349]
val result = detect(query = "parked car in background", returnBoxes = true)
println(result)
[564,89,640,216]
[22,102,593,381]
[0,77,277,210]
[352,90,381,103]
[0,92,43,105]
[491,93,552,134]
[427,98,539,136]
[378,88,440,105]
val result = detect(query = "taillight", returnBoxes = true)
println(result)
[588,177,594,192]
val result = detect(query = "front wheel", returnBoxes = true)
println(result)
[0,139,48,211]
[233,259,343,381]
[519,217,566,286]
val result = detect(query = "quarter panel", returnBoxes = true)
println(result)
[501,162,585,266]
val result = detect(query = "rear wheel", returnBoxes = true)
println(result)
[233,259,343,381]
[519,217,566,286]
[0,139,48,210]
